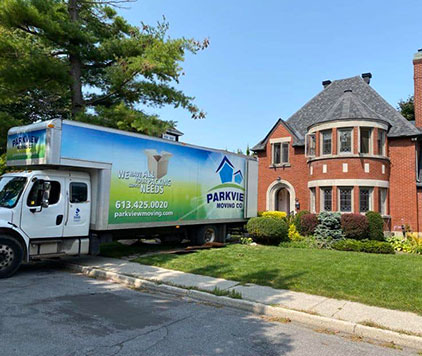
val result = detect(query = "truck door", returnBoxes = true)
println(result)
[63,178,91,237]
[20,177,66,238]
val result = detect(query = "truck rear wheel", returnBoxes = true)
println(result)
[0,236,24,279]
[194,225,225,245]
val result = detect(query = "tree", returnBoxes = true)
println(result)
[0,0,207,168]
[397,96,415,121]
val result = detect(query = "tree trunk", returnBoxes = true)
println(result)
[68,0,84,117]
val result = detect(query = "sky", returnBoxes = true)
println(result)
[119,0,422,152]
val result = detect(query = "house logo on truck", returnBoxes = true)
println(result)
[206,156,244,210]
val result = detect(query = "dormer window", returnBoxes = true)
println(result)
[360,127,372,154]
[321,130,332,155]
[338,128,352,154]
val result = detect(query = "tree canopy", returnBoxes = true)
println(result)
[0,0,207,171]
[397,96,415,121]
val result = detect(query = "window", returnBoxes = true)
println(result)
[27,180,61,207]
[321,130,332,155]
[339,187,353,212]
[377,130,386,156]
[272,142,289,165]
[310,188,316,213]
[0,177,27,209]
[360,127,372,154]
[321,187,332,211]
[338,128,352,153]
[359,188,372,213]
[70,182,88,203]
[379,188,387,215]
[306,134,316,157]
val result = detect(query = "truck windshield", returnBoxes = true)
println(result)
[0,177,27,208]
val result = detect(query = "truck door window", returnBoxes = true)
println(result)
[0,177,27,208]
[70,183,88,203]
[27,180,61,207]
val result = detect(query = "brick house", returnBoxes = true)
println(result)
[252,49,422,234]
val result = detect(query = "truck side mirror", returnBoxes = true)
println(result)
[41,182,51,208]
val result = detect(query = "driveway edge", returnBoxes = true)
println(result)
[65,262,422,350]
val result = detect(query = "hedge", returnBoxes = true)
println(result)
[293,210,310,233]
[247,217,289,245]
[366,211,385,241]
[298,213,318,236]
[340,214,369,240]
[261,211,287,219]
[332,239,394,254]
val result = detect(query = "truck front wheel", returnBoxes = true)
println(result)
[0,236,24,279]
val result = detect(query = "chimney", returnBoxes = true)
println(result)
[322,80,332,88]
[362,72,372,84]
[414,49,422,128]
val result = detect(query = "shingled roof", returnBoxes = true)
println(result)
[253,76,420,151]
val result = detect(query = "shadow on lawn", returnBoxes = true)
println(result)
[138,253,306,291]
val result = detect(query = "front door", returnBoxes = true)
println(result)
[277,188,290,213]
[63,178,91,237]
[20,177,66,238]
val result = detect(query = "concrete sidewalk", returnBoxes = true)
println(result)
[65,256,422,338]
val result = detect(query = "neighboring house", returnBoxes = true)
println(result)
[162,127,184,142]
[252,49,422,234]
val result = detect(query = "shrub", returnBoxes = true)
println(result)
[314,212,343,247]
[332,239,394,254]
[298,213,318,236]
[261,211,287,219]
[279,235,316,249]
[247,217,289,245]
[366,211,385,241]
[288,223,303,241]
[293,210,310,232]
[340,214,369,240]
[386,235,413,253]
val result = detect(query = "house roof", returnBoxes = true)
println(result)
[253,76,420,151]
[166,127,184,136]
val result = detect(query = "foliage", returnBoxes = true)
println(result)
[279,235,316,249]
[288,223,303,241]
[293,210,309,233]
[261,211,287,219]
[365,211,385,241]
[332,239,394,254]
[340,214,369,240]
[314,212,344,247]
[387,233,422,254]
[239,236,253,245]
[0,0,207,172]
[246,217,289,245]
[298,213,318,236]
[397,96,415,121]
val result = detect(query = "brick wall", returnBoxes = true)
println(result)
[388,138,419,232]
[414,53,422,128]
[256,122,309,213]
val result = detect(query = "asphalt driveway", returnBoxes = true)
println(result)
[0,262,413,356]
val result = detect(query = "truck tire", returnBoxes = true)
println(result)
[195,225,225,245]
[0,235,24,279]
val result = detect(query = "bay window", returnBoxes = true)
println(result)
[321,187,332,211]
[321,130,332,155]
[360,127,372,154]
[379,188,387,215]
[339,187,353,212]
[359,187,372,213]
[306,134,316,157]
[377,129,386,156]
[338,128,352,154]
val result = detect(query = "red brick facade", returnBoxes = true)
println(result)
[255,52,422,233]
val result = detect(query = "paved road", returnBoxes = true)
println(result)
[0,263,415,356]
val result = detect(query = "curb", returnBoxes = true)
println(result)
[65,263,422,351]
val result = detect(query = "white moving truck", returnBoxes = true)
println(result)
[0,120,257,278]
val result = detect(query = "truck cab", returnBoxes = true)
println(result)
[0,170,91,278]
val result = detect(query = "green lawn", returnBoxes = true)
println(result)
[133,244,422,315]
